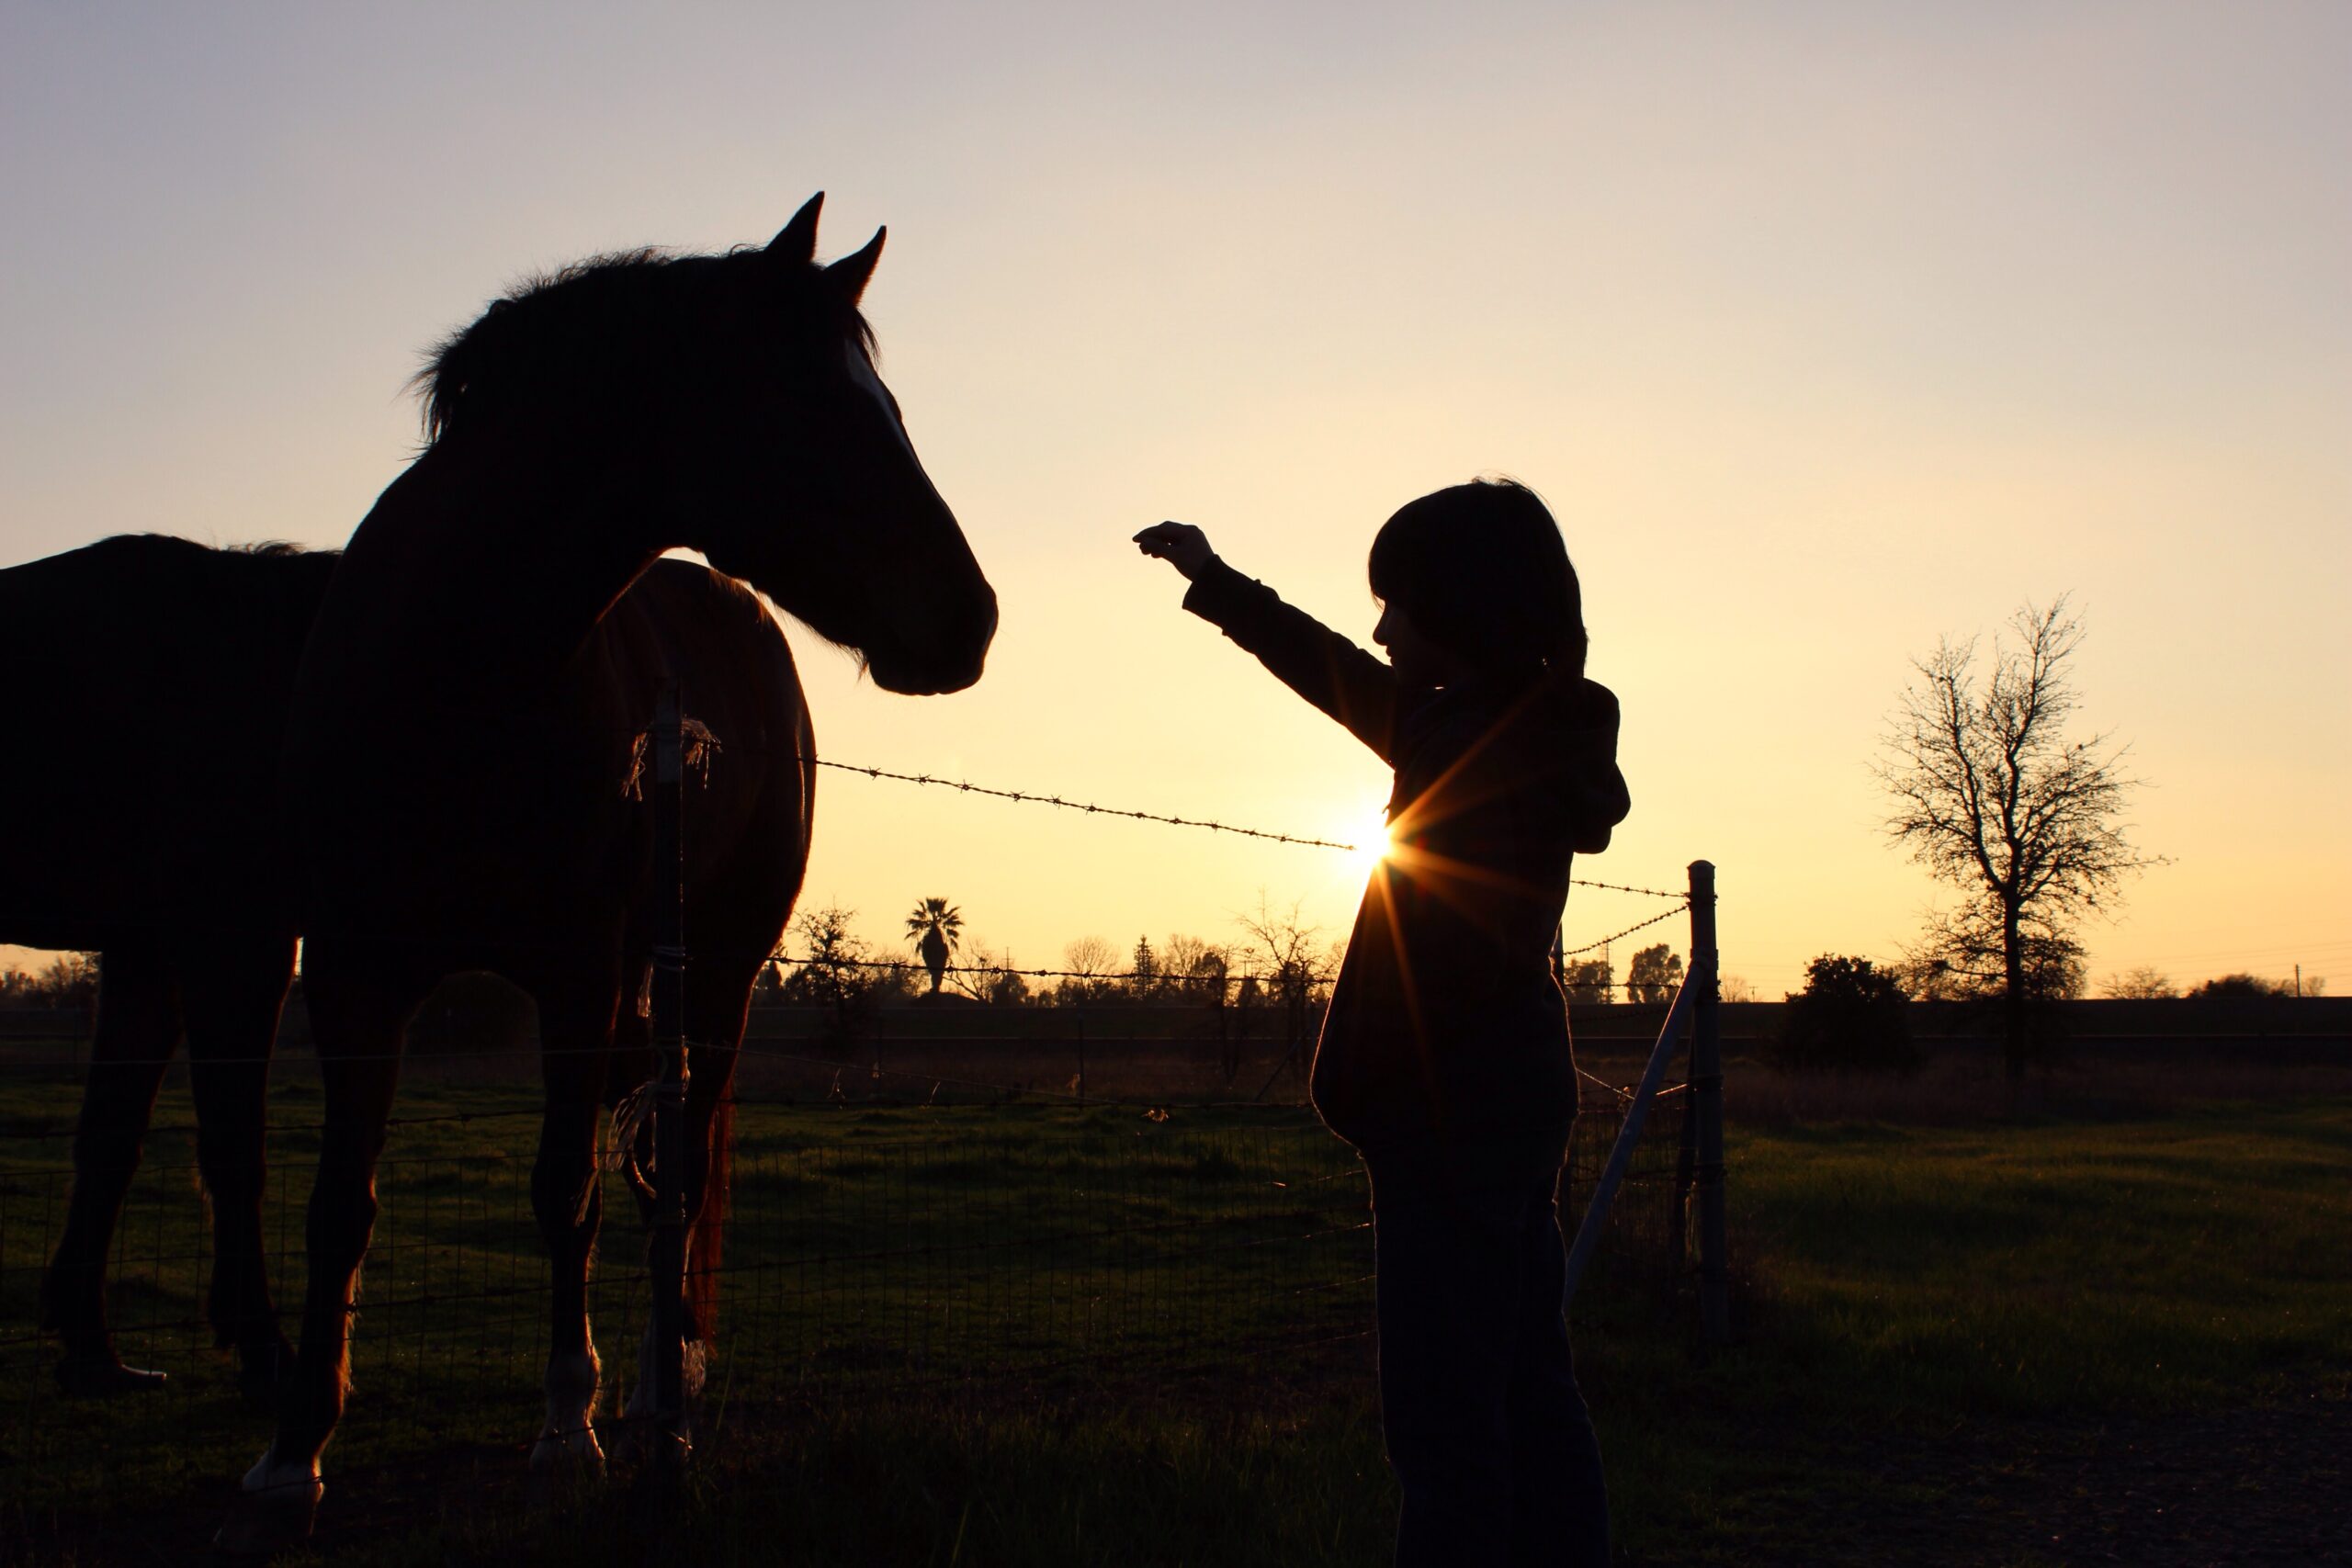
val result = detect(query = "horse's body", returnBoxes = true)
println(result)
[231,196,995,1543]
[4,542,815,1412]
[2,536,334,1393]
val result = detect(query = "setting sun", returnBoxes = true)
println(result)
[1341,816,1396,884]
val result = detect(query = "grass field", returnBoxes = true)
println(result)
[2,1056,2346,1565]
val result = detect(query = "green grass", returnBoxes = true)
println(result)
[0,1073,1385,1529]
[1730,1102,2352,1417]
[2,1066,2346,1564]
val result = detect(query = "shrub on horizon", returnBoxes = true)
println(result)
[1766,953,1919,1074]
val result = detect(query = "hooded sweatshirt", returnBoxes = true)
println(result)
[1184,558,1633,1196]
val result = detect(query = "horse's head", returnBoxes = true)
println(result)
[682,195,997,695]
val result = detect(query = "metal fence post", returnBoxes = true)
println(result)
[649,682,691,1466]
[1688,860,1728,1346]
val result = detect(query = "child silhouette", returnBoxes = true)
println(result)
[1136,479,1628,1567]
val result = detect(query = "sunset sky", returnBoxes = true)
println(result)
[3,2,2346,998]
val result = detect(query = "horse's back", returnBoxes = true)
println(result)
[0,536,333,950]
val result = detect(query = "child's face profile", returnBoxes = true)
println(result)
[1373,599,1461,689]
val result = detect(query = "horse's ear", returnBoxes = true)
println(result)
[766,193,825,266]
[824,226,886,304]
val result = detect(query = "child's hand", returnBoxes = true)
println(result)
[1133,522,1216,581]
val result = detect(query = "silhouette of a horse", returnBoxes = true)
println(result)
[4,540,820,1413]
[226,194,995,1548]
[3,536,333,1397]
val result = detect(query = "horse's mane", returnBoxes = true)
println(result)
[413,247,879,444]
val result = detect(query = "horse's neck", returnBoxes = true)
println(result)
[313,438,668,706]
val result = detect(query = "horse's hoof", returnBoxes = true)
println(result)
[213,1470,322,1559]
[55,1353,167,1397]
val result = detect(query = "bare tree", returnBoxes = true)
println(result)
[1232,894,1332,1007]
[1160,933,1231,1006]
[1232,894,1334,1088]
[1056,935,1117,1006]
[1161,933,1238,1077]
[1876,598,2163,1077]
[945,940,1030,1006]
[2100,965,2177,1000]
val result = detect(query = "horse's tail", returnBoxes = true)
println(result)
[690,1091,733,1338]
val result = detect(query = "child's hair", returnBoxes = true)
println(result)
[1367,477,1588,687]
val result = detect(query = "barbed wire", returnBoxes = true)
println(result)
[1577,1066,1693,1104]
[798,755,1690,901]
[733,1044,1108,1108]
[1568,876,1690,901]
[798,757,1359,852]
[1559,901,1690,960]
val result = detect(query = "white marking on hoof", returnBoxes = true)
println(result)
[530,1343,605,1475]
[217,1447,323,1557]
[242,1446,322,1502]
[216,1448,322,1561]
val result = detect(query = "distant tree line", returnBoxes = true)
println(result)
[759,896,1342,1024]
[1763,949,2331,1075]
[0,953,97,1010]
[2098,967,2327,1000]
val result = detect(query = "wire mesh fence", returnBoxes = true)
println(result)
[0,1024,1696,1541]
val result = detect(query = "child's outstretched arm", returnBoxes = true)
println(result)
[1134,522,1399,761]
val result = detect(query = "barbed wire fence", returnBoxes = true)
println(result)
[0,729,1723,1555]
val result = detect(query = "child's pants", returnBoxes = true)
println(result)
[1372,1173,1611,1568]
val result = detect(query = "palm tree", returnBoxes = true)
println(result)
[904,897,964,996]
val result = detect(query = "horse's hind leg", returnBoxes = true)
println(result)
[183,935,297,1403]
[526,974,618,1475]
[621,949,757,1441]
[42,942,181,1394]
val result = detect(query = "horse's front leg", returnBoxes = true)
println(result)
[528,978,617,1475]
[42,943,180,1394]
[221,944,424,1554]
[182,935,298,1404]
